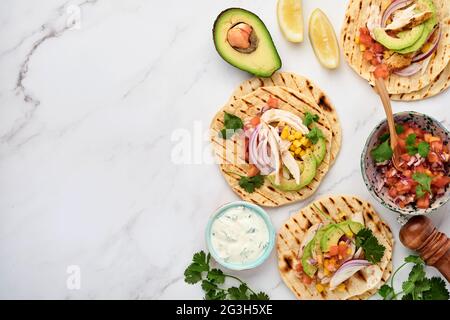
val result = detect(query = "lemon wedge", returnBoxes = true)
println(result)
[309,9,340,69]
[277,0,304,43]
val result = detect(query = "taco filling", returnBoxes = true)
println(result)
[294,211,385,293]
[220,97,327,193]
[356,0,440,79]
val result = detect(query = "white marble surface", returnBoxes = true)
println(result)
[0,0,448,299]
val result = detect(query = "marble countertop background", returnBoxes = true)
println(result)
[0,0,448,299]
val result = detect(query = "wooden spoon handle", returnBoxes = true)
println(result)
[374,78,397,148]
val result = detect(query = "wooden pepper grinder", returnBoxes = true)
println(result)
[399,215,450,282]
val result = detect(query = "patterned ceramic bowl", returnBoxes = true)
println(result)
[361,111,450,216]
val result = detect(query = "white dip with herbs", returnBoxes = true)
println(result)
[211,206,269,265]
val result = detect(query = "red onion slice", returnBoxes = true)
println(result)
[381,0,413,28]
[329,260,371,289]
[393,62,422,76]
[412,26,441,63]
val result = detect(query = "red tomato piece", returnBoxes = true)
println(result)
[417,195,430,209]
[250,116,260,127]
[430,140,443,153]
[267,96,279,109]
[432,176,450,188]
[247,164,260,177]
[328,245,339,256]
[374,64,389,79]
[363,50,374,62]
[302,274,312,285]
[372,42,385,54]
[427,152,440,163]
[388,187,398,198]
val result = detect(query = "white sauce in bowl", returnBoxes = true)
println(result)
[210,206,270,265]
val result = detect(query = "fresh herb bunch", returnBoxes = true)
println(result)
[355,228,385,264]
[378,255,449,300]
[303,112,319,127]
[184,251,269,300]
[220,112,243,139]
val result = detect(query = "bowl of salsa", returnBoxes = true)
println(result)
[361,111,450,215]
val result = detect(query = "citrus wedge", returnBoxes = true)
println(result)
[309,9,340,69]
[277,0,304,43]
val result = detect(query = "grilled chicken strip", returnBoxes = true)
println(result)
[384,53,414,70]
[385,4,433,31]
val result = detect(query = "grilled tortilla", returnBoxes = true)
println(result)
[277,195,393,299]
[390,62,450,100]
[341,0,450,96]
[228,72,341,165]
[210,86,333,207]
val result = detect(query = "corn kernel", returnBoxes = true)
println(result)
[300,137,308,145]
[295,148,302,155]
[294,132,302,139]
[300,150,306,157]
[290,144,296,152]
[347,248,352,255]
[345,231,353,238]
[281,130,289,140]
[355,35,360,44]
[290,151,295,157]
[305,140,312,147]
[288,134,295,141]
[360,44,366,52]
[316,284,325,293]
[293,140,301,148]
[337,284,346,292]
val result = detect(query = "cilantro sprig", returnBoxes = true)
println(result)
[378,255,449,300]
[306,127,324,144]
[184,251,269,300]
[220,112,243,139]
[355,228,385,264]
[412,172,432,198]
[225,171,265,193]
[405,133,430,157]
[303,112,319,127]
[371,140,393,163]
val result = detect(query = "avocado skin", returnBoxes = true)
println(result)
[212,8,282,77]
[395,0,437,54]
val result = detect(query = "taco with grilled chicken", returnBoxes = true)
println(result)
[341,0,450,100]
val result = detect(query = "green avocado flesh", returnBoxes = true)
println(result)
[312,138,326,166]
[213,8,282,77]
[395,0,437,54]
[301,221,364,276]
[267,154,317,191]
[374,24,424,50]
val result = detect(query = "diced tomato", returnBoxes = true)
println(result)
[386,167,398,178]
[329,245,339,256]
[371,57,381,66]
[359,28,374,47]
[424,133,433,143]
[302,274,312,285]
[413,127,424,138]
[432,176,450,188]
[247,164,260,177]
[430,140,443,152]
[397,138,406,150]
[250,116,260,126]
[388,187,398,198]
[338,242,348,257]
[386,177,398,187]
[427,152,440,163]
[374,64,389,79]
[295,262,303,273]
[372,42,385,54]
[363,50,374,62]
[417,195,430,209]
[267,96,279,109]
[403,170,412,178]
[395,181,413,195]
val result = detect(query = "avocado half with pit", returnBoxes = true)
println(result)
[267,154,317,191]
[213,8,282,77]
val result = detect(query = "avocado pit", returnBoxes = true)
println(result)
[227,23,259,53]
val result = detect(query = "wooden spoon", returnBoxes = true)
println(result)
[374,77,403,172]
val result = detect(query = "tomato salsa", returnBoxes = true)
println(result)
[371,123,450,209]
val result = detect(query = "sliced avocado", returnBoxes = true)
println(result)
[312,137,326,166]
[395,0,437,54]
[312,225,335,255]
[373,24,425,50]
[301,240,317,277]
[267,154,317,191]
[213,8,282,77]
[336,220,364,237]
[320,227,345,252]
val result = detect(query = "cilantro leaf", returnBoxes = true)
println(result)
[423,277,450,300]
[238,174,265,193]
[415,185,426,198]
[220,112,243,139]
[207,269,225,284]
[404,255,424,264]
[406,133,418,155]
[371,140,393,163]
[250,292,270,300]
[184,251,211,284]
[418,141,430,158]
[378,284,395,300]
[303,112,319,127]
[379,133,390,143]
[409,263,426,283]
[396,124,404,134]
[412,172,432,195]
[306,127,324,144]
[228,284,250,300]
[355,228,385,264]
[202,280,217,292]
[205,289,227,300]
